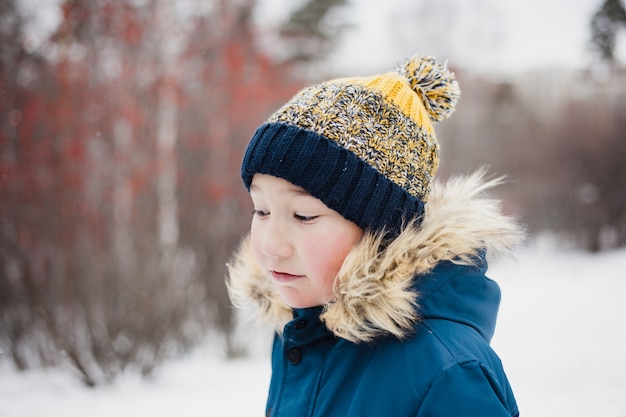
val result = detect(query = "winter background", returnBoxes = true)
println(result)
[2,239,625,417]
[2,0,626,416]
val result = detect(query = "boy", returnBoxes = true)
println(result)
[228,54,523,416]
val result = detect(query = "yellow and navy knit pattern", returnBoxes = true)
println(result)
[242,54,460,234]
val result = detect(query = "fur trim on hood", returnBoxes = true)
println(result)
[226,169,525,343]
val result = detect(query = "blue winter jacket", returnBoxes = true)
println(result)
[227,172,524,417]
[267,260,518,416]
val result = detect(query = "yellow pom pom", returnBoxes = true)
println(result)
[397,54,460,122]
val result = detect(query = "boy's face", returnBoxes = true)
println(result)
[249,174,363,309]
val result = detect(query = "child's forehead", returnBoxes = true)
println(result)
[250,174,311,197]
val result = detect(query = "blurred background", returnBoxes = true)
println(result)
[1,0,625,388]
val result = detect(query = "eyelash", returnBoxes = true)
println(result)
[251,210,318,223]
[252,209,268,218]
[294,214,318,223]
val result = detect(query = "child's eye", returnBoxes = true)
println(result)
[252,209,269,218]
[294,214,318,223]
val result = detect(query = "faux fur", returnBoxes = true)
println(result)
[226,169,525,343]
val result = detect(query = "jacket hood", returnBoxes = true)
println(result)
[226,169,525,343]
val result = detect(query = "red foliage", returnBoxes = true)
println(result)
[0,0,320,380]
[2,0,304,258]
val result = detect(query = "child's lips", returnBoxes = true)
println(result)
[271,270,304,283]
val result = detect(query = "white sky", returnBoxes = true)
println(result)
[17,0,626,77]
[257,0,625,77]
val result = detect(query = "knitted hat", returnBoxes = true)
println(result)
[241,54,460,234]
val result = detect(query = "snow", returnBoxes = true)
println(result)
[0,345,272,416]
[491,240,626,417]
[1,240,625,416]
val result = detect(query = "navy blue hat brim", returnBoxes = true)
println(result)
[241,122,425,235]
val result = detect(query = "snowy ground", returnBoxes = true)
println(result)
[1,239,625,417]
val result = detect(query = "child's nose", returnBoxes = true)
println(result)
[261,220,293,259]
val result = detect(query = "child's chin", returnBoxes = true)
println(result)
[278,293,321,310]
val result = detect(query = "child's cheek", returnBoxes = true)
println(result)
[309,229,359,284]
[249,225,265,269]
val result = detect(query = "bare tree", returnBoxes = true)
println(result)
[279,0,350,62]
[591,0,626,63]
[1,0,350,385]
